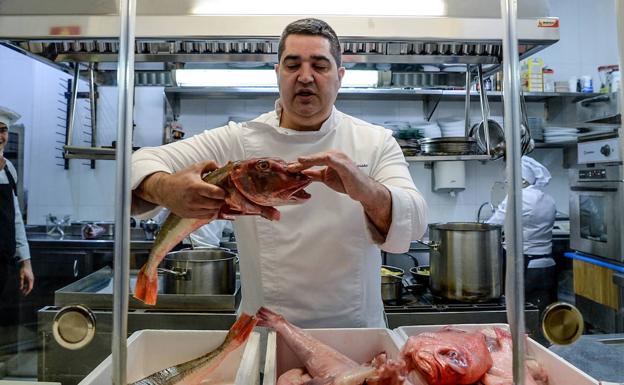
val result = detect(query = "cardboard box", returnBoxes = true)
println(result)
[262,328,403,385]
[79,330,260,385]
[395,324,599,385]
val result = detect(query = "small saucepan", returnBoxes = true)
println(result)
[410,265,430,287]
[381,265,404,303]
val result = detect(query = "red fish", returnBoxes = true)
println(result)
[257,307,409,385]
[134,158,311,305]
[479,327,543,385]
[401,326,493,385]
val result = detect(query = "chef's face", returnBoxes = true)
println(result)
[276,34,345,131]
[0,123,7,154]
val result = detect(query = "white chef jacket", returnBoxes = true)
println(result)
[132,105,428,328]
[487,185,556,256]
[0,159,30,262]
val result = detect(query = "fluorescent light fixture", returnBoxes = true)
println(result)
[174,69,277,87]
[173,69,379,88]
[192,0,446,16]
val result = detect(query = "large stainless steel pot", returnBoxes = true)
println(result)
[161,248,236,295]
[424,222,503,302]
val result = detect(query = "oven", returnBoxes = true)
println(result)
[569,132,624,262]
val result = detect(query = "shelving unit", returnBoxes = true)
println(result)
[164,86,602,102]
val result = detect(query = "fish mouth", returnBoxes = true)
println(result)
[284,180,312,202]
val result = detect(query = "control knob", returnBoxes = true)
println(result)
[600,144,611,157]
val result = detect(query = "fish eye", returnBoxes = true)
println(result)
[256,160,270,171]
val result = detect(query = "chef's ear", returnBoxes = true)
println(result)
[338,66,345,82]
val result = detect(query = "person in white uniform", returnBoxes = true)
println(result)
[131,18,428,328]
[487,156,557,312]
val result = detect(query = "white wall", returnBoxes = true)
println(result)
[539,0,619,90]
[2,0,618,224]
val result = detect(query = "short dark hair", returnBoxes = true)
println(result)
[277,18,342,67]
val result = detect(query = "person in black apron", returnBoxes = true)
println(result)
[0,109,35,345]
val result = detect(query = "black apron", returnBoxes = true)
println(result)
[0,163,17,287]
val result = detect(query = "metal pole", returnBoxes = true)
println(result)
[64,63,80,168]
[89,63,97,169]
[500,0,525,384]
[112,0,136,383]
[465,64,471,136]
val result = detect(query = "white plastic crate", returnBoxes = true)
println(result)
[262,328,403,385]
[395,324,599,385]
[79,330,260,385]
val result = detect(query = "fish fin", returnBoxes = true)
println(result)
[255,306,283,328]
[223,313,258,347]
[259,206,280,221]
[133,265,158,305]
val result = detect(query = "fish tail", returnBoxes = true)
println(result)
[133,264,158,305]
[223,313,258,347]
[255,306,283,328]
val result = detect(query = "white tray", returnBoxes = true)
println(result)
[395,324,599,385]
[262,328,403,385]
[79,329,260,385]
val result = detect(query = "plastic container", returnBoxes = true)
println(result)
[262,328,403,385]
[79,330,261,385]
[395,324,599,385]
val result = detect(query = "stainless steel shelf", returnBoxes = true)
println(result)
[164,87,603,102]
[405,154,493,162]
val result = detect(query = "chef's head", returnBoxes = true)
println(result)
[521,156,551,188]
[0,106,21,155]
[275,18,345,131]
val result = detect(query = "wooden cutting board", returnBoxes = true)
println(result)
[573,259,619,310]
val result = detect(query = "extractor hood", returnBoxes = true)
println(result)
[0,0,559,71]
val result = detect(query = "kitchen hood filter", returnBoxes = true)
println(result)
[433,160,466,193]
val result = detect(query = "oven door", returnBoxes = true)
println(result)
[570,186,620,260]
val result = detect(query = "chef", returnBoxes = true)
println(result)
[131,18,428,328]
[487,156,557,311]
[0,107,34,336]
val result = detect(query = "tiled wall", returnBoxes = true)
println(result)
[1,0,618,224]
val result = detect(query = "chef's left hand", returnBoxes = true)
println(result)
[19,259,34,296]
[288,150,376,203]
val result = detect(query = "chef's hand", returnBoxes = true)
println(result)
[288,150,392,234]
[134,160,226,219]
[19,259,34,296]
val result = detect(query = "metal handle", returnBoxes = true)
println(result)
[73,259,78,277]
[477,65,491,156]
[158,267,191,281]
[580,94,611,107]
[415,239,440,251]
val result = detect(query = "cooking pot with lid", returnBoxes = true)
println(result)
[160,247,237,295]
[420,222,503,302]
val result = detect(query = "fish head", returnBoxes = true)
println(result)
[405,338,467,385]
[230,158,312,206]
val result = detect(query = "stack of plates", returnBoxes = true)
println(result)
[542,127,579,143]
[437,117,466,137]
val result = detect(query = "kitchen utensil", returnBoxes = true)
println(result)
[423,222,503,302]
[469,65,505,158]
[409,265,430,286]
[161,248,237,295]
[381,265,404,302]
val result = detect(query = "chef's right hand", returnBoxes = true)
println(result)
[135,160,226,219]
